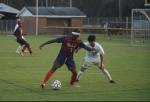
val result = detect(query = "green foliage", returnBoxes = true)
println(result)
[0,35,150,101]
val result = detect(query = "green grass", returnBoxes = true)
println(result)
[0,35,150,101]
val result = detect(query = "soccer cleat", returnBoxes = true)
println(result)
[110,80,116,83]
[24,50,28,53]
[20,51,23,56]
[69,84,80,87]
[30,52,36,56]
[40,83,45,88]
[75,79,79,82]
[15,51,20,54]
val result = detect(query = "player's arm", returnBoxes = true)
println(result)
[75,46,95,53]
[39,39,57,50]
[40,36,66,50]
[75,46,81,53]
[98,44,105,71]
[84,46,96,51]
[100,54,104,71]
[79,41,96,51]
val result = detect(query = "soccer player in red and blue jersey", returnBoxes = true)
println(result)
[39,29,96,88]
[14,21,36,56]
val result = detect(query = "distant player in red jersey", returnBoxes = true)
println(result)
[39,29,96,88]
[14,18,27,53]
[14,21,36,56]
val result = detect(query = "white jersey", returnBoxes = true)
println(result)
[84,42,104,62]
[14,24,18,31]
[14,24,25,39]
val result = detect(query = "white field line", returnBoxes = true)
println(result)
[87,73,103,75]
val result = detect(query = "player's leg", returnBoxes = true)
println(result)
[21,45,28,53]
[40,54,65,88]
[96,62,115,83]
[16,39,26,56]
[65,59,80,87]
[15,36,21,53]
[101,68,115,83]
[15,44,22,53]
[75,67,86,82]
[40,62,59,88]
[21,36,28,53]
[21,41,36,56]
[15,36,23,53]
[69,69,80,87]
[76,60,92,82]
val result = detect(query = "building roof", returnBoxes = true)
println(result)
[0,3,20,14]
[16,7,86,18]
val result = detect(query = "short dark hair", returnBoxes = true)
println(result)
[72,29,81,33]
[88,35,96,42]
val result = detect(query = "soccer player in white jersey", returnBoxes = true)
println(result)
[75,35,115,83]
[14,19,27,53]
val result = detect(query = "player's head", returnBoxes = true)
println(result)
[18,21,22,27]
[71,29,81,40]
[88,35,96,46]
[16,19,21,24]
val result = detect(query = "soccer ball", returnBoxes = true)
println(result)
[51,80,62,90]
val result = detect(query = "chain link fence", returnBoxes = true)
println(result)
[0,17,131,36]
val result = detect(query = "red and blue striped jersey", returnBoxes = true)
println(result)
[14,27,22,38]
[56,36,85,56]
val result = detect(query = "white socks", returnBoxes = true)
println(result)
[77,69,112,81]
[16,46,21,52]
[16,45,26,52]
[77,71,83,80]
[102,69,112,81]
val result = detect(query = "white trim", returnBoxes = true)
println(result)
[16,7,33,17]
[16,7,25,17]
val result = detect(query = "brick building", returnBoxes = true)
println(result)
[16,7,86,35]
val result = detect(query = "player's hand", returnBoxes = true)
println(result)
[100,65,104,71]
[14,37,17,41]
[75,50,78,53]
[39,44,44,50]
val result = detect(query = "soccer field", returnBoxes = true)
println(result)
[0,35,150,101]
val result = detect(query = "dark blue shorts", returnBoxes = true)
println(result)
[17,38,26,45]
[54,53,76,70]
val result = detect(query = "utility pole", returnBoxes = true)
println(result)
[70,0,72,7]
[46,0,48,7]
[36,0,38,35]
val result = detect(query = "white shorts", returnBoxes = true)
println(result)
[81,60,104,69]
